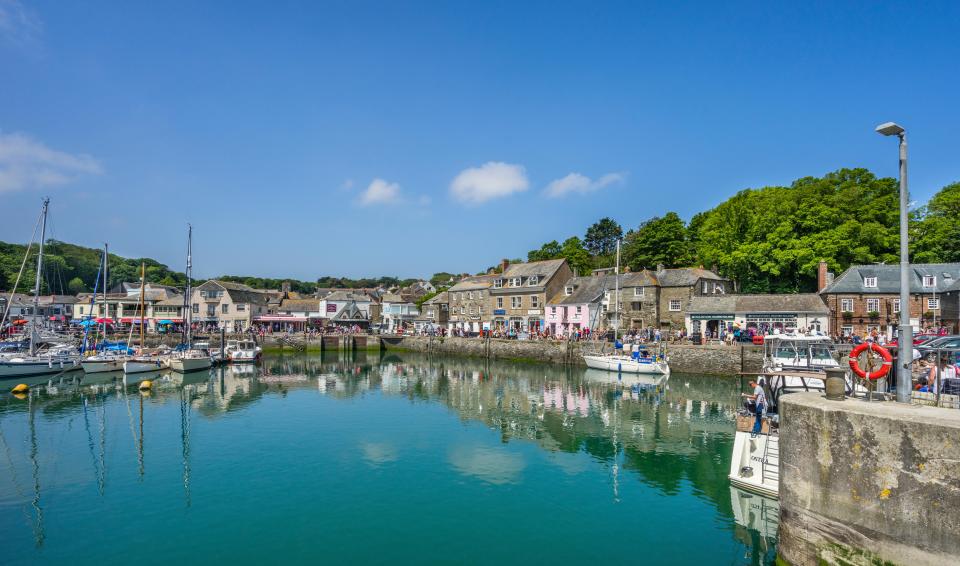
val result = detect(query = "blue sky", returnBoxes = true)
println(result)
[1,1,958,280]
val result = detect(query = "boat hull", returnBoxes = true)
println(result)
[124,359,168,374]
[170,357,212,373]
[728,430,779,498]
[0,357,81,378]
[228,352,261,364]
[81,358,125,374]
[582,354,669,374]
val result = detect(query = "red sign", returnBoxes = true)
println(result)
[326,304,337,313]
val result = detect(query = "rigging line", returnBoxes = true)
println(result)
[180,387,192,507]
[123,384,142,480]
[0,207,43,329]
[28,392,45,548]
[81,396,105,495]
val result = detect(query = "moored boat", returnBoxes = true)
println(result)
[582,352,670,374]
[168,226,213,374]
[226,339,261,363]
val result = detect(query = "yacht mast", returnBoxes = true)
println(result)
[613,239,620,343]
[102,244,109,339]
[185,224,193,348]
[138,263,146,350]
[30,198,49,357]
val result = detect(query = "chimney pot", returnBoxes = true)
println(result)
[656,263,665,273]
[817,260,829,292]
[500,259,510,273]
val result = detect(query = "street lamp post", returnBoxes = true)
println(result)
[875,121,912,403]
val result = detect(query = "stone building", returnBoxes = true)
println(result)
[191,280,270,332]
[414,291,448,331]
[603,266,729,331]
[684,294,830,338]
[447,275,496,334]
[818,261,960,338]
[486,259,573,333]
[606,271,659,331]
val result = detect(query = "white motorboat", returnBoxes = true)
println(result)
[729,420,779,499]
[226,339,261,363]
[582,352,669,374]
[169,350,212,373]
[729,486,780,543]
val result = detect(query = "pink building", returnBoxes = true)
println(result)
[544,276,607,336]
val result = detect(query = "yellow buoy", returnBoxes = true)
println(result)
[11,383,29,394]
[139,380,152,390]
[12,392,28,400]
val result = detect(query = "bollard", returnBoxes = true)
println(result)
[824,366,847,401]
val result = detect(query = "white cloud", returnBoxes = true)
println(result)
[0,131,102,193]
[449,161,529,204]
[0,0,42,46]
[358,178,401,206]
[544,172,626,198]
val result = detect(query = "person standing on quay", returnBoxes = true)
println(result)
[744,380,766,437]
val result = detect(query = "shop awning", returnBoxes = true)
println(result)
[157,319,183,324]
[254,316,308,322]
[120,317,151,324]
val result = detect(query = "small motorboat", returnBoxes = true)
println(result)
[226,339,261,363]
[169,349,212,373]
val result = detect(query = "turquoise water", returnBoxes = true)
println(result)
[0,353,778,565]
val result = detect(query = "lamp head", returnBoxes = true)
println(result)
[875,122,905,136]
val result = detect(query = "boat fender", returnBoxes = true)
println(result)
[11,383,29,394]
[848,343,893,380]
[139,380,153,390]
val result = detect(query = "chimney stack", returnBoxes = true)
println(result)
[817,261,828,292]
[500,259,510,273]
[656,263,665,274]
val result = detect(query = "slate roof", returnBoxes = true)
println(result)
[155,296,186,306]
[38,295,81,304]
[501,259,567,280]
[448,275,496,292]
[617,272,659,288]
[423,291,448,305]
[688,294,829,314]
[279,298,320,312]
[324,290,372,302]
[819,263,960,294]
[199,280,270,305]
[547,276,606,305]
[650,267,727,287]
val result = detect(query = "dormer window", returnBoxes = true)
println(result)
[922,275,936,287]
[493,279,503,289]
[511,277,522,287]
[864,277,877,288]
[528,276,539,286]
[565,286,573,296]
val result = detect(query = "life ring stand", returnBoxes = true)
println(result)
[848,342,893,380]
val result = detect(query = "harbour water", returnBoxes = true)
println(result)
[0,353,778,565]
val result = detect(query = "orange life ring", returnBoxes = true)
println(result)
[848,342,893,380]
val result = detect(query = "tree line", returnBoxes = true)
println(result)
[525,168,959,293]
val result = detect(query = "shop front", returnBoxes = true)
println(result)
[745,313,798,335]
[689,313,735,339]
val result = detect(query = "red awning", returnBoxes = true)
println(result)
[49,315,65,321]
[120,317,151,324]
[95,318,114,323]
[254,316,308,322]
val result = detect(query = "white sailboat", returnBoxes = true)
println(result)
[81,243,128,374]
[0,199,81,378]
[582,240,670,375]
[170,225,212,374]
[124,263,170,374]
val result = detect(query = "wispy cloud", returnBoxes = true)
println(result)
[0,131,103,193]
[543,172,626,198]
[358,178,401,206]
[450,161,528,204]
[0,0,42,47]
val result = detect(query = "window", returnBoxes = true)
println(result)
[634,287,644,297]
[841,325,853,337]
[237,303,246,312]
[669,299,681,312]
[496,297,503,309]
[631,301,641,311]
[841,299,854,312]
[192,303,199,314]
[928,298,940,310]
[477,291,483,299]
[702,281,708,294]
[576,306,582,314]
[78,306,84,315]
[478,305,483,314]
[864,277,877,288]
[511,296,522,309]
[923,275,936,287]
[511,277,522,287]
[493,279,503,289]
[565,286,573,296]
[528,276,539,286]
[531,296,539,308]
[427,310,434,317]
[460,306,465,314]
[207,306,216,317]
[551,307,557,314]
[866,298,880,312]
[892,299,900,313]
[222,304,229,314]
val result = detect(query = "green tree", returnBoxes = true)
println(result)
[67,277,86,294]
[527,240,562,262]
[623,212,690,271]
[429,272,455,288]
[913,181,960,263]
[560,237,593,275]
[583,217,623,256]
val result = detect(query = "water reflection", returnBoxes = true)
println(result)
[0,352,778,564]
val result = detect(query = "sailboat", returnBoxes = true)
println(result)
[582,240,669,375]
[81,244,128,373]
[123,263,170,374]
[0,199,81,378]
[170,225,212,373]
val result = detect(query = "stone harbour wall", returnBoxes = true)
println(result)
[381,336,764,376]
[779,393,960,566]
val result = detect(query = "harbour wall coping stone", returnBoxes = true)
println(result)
[779,393,960,566]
